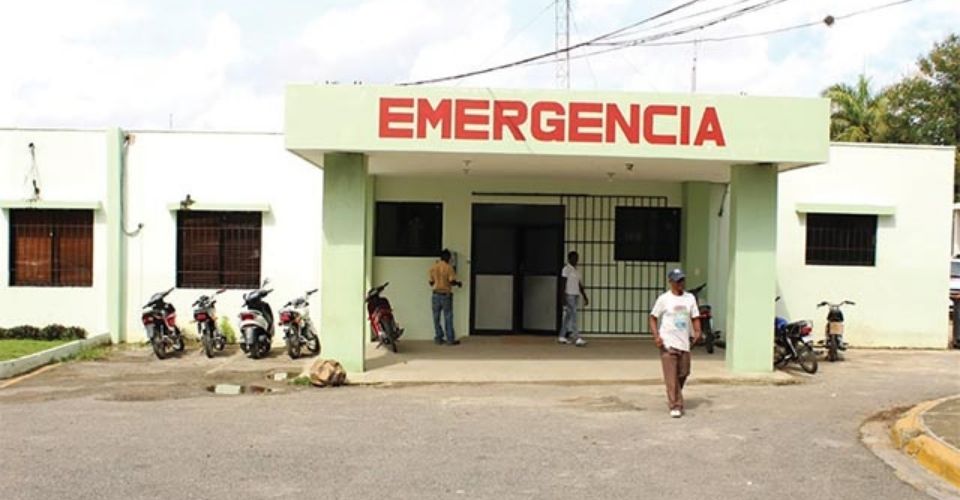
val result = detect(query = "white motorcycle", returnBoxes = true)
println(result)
[238,279,274,359]
[278,289,321,359]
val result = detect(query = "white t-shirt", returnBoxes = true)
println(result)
[650,291,700,352]
[561,264,581,296]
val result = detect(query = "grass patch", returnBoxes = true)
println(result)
[0,339,70,361]
[289,376,312,386]
[65,345,112,362]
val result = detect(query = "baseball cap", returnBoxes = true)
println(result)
[667,268,686,282]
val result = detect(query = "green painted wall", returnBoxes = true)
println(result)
[321,153,370,372]
[373,176,683,341]
[286,85,830,166]
[105,128,126,343]
[725,164,778,373]
[681,182,714,290]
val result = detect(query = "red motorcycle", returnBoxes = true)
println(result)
[365,282,404,353]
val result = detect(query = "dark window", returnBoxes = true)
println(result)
[805,213,877,266]
[614,207,681,262]
[9,209,93,287]
[375,202,442,257]
[176,211,261,288]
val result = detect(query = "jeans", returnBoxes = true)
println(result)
[432,293,455,342]
[559,294,580,340]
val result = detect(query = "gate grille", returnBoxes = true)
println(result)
[560,195,668,335]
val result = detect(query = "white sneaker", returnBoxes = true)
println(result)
[670,410,682,418]
[575,338,587,347]
[557,336,570,345]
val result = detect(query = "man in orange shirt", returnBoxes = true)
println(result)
[429,249,462,345]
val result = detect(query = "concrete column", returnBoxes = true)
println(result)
[321,153,371,372]
[105,128,126,343]
[681,182,713,287]
[725,164,778,373]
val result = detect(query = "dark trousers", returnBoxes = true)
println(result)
[432,293,454,342]
[660,348,691,410]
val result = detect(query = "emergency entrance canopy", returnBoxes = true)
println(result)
[285,84,830,173]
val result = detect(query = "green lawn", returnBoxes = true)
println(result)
[0,339,71,361]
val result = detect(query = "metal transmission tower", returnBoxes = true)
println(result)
[555,0,570,88]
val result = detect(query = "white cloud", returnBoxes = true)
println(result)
[0,0,957,130]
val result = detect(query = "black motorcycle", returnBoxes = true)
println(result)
[193,288,227,358]
[141,287,185,359]
[688,283,721,354]
[817,300,854,362]
[773,298,818,374]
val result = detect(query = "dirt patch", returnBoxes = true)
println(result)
[561,395,645,412]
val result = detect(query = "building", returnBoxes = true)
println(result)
[0,85,954,373]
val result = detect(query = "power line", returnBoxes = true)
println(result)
[397,0,706,86]
[535,0,917,65]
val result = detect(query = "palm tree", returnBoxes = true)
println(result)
[822,74,888,142]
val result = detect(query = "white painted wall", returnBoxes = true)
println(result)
[0,129,108,334]
[776,144,955,348]
[123,131,323,341]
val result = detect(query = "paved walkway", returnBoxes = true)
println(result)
[925,397,960,450]
[356,336,795,385]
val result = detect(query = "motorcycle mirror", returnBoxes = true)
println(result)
[216,288,227,295]
[845,300,856,306]
[775,296,781,302]
[261,278,271,288]
[307,288,318,296]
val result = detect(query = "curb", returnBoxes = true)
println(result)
[890,396,960,489]
[0,333,112,379]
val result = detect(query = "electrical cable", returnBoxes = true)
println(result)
[398,0,707,85]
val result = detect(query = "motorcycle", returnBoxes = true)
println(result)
[365,282,404,353]
[141,287,185,359]
[278,289,321,359]
[238,279,275,359]
[193,288,227,358]
[773,298,818,374]
[688,283,721,354]
[817,300,854,362]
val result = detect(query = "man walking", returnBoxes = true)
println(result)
[558,251,589,347]
[428,249,461,345]
[649,268,702,418]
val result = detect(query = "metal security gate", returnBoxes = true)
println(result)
[561,195,668,335]
[473,193,670,335]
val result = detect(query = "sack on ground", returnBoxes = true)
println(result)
[308,359,347,387]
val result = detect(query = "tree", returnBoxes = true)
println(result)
[884,34,960,197]
[822,74,889,142]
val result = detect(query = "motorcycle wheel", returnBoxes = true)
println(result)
[380,320,398,353]
[173,329,185,353]
[151,335,168,360]
[798,345,819,374]
[257,337,271,358]
[306,331,320,355]
[773,344,788,369]
[214,335,225,352]
[239,342,249,354]
[201,324,215,358]
[827,337,839,362]
[286,327,301,360]
[705,330,715,354]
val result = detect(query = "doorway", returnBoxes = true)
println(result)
[470,204,565,335]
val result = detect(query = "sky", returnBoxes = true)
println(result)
[0,0,957,132]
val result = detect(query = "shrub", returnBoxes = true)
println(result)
[219,317,237,345]
[0,324,88,341]
[42,324,68,340]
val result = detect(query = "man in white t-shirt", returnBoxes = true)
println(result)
[649,268,702,418]
[558,251,589,347]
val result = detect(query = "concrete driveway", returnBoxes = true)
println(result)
[0,346,958,499]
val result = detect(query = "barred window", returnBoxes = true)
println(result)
[176,211,261,288]
[9,209,94,287]
[805,214,877,266]
[375,202,443,257]
[614,207,682,262]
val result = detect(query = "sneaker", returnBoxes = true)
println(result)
[670,410,682,418]
[434,339,444,345]
[557,336,570,345]
[445,339,461,346]
[575,338,587,347]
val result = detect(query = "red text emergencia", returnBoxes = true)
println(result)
[378,97,726,147]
